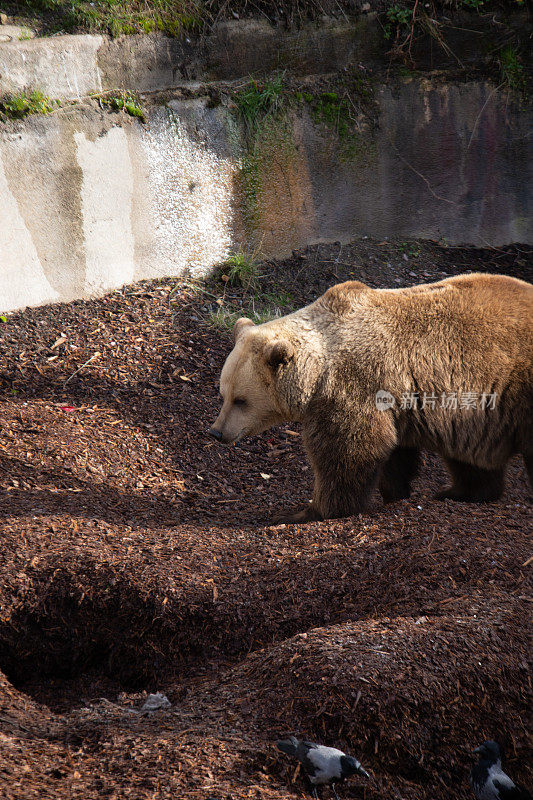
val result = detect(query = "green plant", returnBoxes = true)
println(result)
[207,303,284,331]
[383,4,411,40]
[300,87,376,162]
[207,307,241,331]
[234,75,285,136]
[499,45,527,95]
[309,92,353,140]
[399,241,421,258]
[262,290,294,311]
[238,151,263,230]
[220,250,260,288]
[8,0,205,37]
[381,0,490,65]
[101,91,146,122]
[397,64,416,78]
[0,89,60,120]
[232,75,294,234]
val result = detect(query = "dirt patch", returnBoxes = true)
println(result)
[0,237,531,799]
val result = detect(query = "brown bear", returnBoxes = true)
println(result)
[209,273,533,523]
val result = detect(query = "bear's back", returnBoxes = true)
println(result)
[304,273,532,404]
[370,273,532,356]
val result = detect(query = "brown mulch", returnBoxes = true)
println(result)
[0,238,531,800]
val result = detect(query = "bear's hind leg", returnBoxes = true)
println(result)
[379,447,420,503]
[436,459,505,502]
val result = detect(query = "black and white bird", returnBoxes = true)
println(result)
[470,741,531,800]
[276,736,369,799]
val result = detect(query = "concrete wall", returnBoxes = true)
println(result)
[1,79,531,313]
[307,80,532,246]
[0,21,372,101]
[0,25,531,312]
[0,101,240,311]
[1,15,526,100]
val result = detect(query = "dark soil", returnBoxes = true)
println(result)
[0,237,531,800]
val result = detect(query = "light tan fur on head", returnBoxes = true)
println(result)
[210,319,297,444]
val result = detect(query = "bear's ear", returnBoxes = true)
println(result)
[233,317,254,343]
[264,340,294,370]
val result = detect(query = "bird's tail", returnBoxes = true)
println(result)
[276,737,300,757]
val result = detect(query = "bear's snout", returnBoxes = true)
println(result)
[208,427,224,442]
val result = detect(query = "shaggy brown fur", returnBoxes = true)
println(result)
[209,274,533,523]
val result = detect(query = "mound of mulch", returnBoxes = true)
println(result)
[177,599,531,797]
[0,238,531,799]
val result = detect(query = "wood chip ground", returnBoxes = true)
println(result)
[0,239,531,799]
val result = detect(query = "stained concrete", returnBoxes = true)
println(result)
[0,77,530,313]
[0,21,374,101]
[0,148,59,310]
[0,20,531,313]
[203,18,381,80]
[375,81,533,245]
[138,101,238,278]
[0,113,87,300]
[1,15,528,101]
[0,101,242,311]
[303,80,533,246]
[0,35,103,99]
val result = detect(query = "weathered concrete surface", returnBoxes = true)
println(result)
[0,102,240,312]
[0,24,36,42]
[0,21,375,101]
[0,79,531,312]
[97,33,203,91]
[0,35,103,99]
[203,18,381,80]
[2,15,529,101]
[304,80,533,246]
[376,81,532,244]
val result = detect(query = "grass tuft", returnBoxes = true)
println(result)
[101,91,146,122]
[498,44,527,95]
[0,89,60,120]
[7,0,205,37]
[219,250,260,288]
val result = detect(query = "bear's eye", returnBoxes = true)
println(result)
[233,397,246,407]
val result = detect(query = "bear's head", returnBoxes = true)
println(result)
[209,317,296,444]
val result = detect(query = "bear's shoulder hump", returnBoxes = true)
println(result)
[320,281,369,315]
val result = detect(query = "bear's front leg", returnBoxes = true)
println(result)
[275,400,396,523]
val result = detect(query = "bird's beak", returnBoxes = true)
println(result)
[358,766,370,778]
[473,747,482,755]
